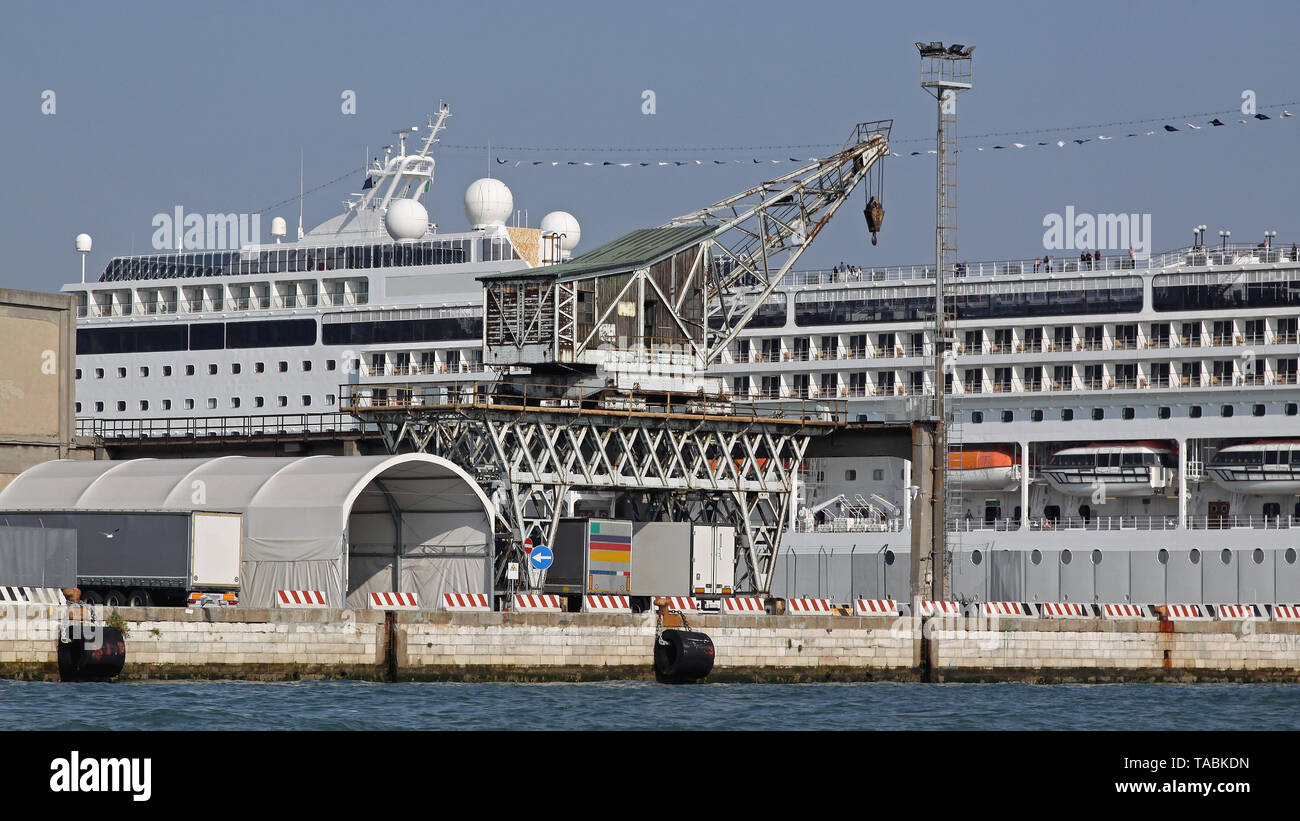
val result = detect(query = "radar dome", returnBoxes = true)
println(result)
[464,178,513,229]
[384,198,429,241]
[540,211,581,254]
[75,233,93,253]
[270,216,287,238]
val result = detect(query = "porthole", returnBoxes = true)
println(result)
[1030,549,1042,565]
[1157,548,1169,565]
[1189,549,1201,565]
[971,549,983,566]
[1221,548,1232,565]
[1286,548,1297,565]
[1091,549,1102,565]
[1253,548,1264,565]
[883,550,895,566]
[1061,549,1072,565]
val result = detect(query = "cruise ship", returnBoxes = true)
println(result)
[65,111,1300,607]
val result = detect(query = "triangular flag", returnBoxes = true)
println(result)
[496,157,507,163]
[1056,140,1065,147]
[1209,118,1224,126]
[1073,138,1089,144]
[1255,113,1270,120]
[1163,125,1178,131]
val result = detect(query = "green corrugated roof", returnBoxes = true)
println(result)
[479,226,714,281]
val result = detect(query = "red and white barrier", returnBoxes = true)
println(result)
[1271,604,1300,622]
[275,590,327,608]
[1161,604,1209,621]
[584,595,631,613]
[368,591,419,610]
[786,598,834,614]
[1212,604,1262,621]
[980,601,1033,617]
[854,599,899,616]
[660,596,699,613]
[1099,603,1153,620]
[722,597,765,614]
[918,600,961,617]
[512,593,562,612]
[1039,602,1091,618]
[442,593,491,611]
[0,587,67,606]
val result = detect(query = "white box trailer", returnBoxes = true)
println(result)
[630,523,735,598]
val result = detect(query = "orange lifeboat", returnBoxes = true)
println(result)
[947,446,1021,490]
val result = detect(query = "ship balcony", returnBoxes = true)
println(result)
[1185,514,1300,530]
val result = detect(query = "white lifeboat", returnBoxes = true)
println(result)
[1208,441,1300,494]
[1042,442,1176,497]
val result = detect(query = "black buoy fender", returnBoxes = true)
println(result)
[654,629,714,684]
[57,626,127,682]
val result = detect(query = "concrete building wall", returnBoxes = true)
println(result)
[0,289,92,490]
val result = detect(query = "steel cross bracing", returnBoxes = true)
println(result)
[664,121,891,363]
[366,403,826,593]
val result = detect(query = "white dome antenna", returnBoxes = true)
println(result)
[540,211,581,258]
[271,216,287,243]
[384,198,429,241]
[75,233,92,283]
[464,178,513,229]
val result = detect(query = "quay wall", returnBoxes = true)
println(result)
[1,607,1297,682]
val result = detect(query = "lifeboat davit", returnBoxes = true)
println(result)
[1208,440,1300,494]
[947,446,1021,491]
[1042,442,1176,497]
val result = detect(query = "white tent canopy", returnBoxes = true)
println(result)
[0,454,495,608]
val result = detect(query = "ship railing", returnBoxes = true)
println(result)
[1185,514,1300,530]
[1021,516,1180,531]
[796,518,904,533]
[76,412,372,439]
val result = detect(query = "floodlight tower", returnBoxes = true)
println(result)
[916,40,973,602]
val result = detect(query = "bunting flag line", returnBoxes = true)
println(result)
[481,105,1294,168]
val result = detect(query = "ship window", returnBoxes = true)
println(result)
[1263,503,1280,518]
[75,369,81,380]
[302,361,312,372]
[255,362,265,374]
[1121,407,1134,420]
[208,364,218,375]
[872,470,884,481]
[1287,548,1297,564]
[117,367,126,378]
[1157,548,1168,564]
[163,365,172,376]
[1060,549,1072,565]
[1158,406,1170,419]
[1221,405,1233,417]
[139,400,148,411]
[255,397,264,408]
[301,395,312,406]
[207,398,217,409]
[1031,409,1044,422]
[277,396,288,407]
[1001,411,1013,423]
[1091,549,1102,565]
[226,318,317,348]
[971,411,983,423]
[1044,505,1060,523]
[75,402,81,412]
[1189,405,1202,418]
[327,360,337,371]
[190,323,224,350]
[186,365,195,376]
[278,362,288,372]
[185,399,194,410]
[1252,404,1265,417]
[326,394,336,406]
[231,397,241,409]
[116,401,125,412]
[845,470,857,481]
[95,368,104,379]
[1266,451,1280,465]
[1221,549,1232,565]
[1091,408,1104,420]
[230,363,240,374]
[971,549,982,566]
[1061,409,1073,421]
[94,402,103,412]
[1189,549,1200,565]
[1288,403,1299,416]
[162,400,171,410]
[1030,549,1042,565]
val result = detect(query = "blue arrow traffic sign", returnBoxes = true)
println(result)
[528,544,554,570]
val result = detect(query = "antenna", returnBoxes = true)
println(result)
[297,150,305,240]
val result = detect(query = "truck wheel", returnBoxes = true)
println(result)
[127,589,152,607]
[104,589,127,607]
[81,590,104,605]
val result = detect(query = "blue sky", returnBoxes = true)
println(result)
[1,0,1296,292]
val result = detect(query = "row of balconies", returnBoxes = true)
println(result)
[79,292,369,317]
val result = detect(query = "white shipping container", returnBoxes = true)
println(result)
[190,512,242,588]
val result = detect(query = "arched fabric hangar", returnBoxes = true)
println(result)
[0,454,495,608]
